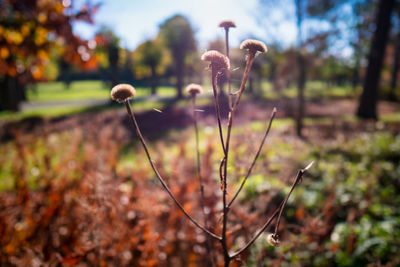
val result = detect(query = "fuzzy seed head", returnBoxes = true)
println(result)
[186,83,203,96]
[201,50,230,71]
[240,39,267,54]
[267,234,280,247]
[111,84,136,102]
[219,20,236,29]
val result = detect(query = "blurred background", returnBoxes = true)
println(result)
[0,0,400,266]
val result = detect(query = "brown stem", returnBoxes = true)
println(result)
[228,108,277,208]
[230,203,282,258]
[222,52,256,196]
[274,169,305,235]
[123,100,221,241]
[191,96,207,223]
[231,166,309,258]
[220,52,256,266]
[224,28,233,110]
[191,96,216,267]
[232,53,255,111]
[211,68,227,155]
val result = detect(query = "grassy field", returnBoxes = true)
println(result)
[27,80,177,102]
[0,79,366,121]
[0,81,180,120]
[27,80,358,103]
[258,81,360,99]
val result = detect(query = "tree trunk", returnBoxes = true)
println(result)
[108,45,119,87]
[0,75,26,111]
[176,57,184,99]
[356,0,395,119]
[389,34,400,101]
[296,53,306,137]
[150,65,158,95]
[295,0,306,137]
[352,56,360,91]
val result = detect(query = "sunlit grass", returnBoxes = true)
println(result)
[27,81,110,101]
[258,81,360,99]
[0,98,189,121]
[27,80,177,102]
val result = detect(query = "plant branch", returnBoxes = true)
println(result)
[274,166,309,235]
[191,96,216,267]
[220,52,256,267]
[124,100,221,241]
[211,68,227,155]
[230,203,282,258]
[232,53,255,112]
[228,108,277,208]
[191,96,208,224]
[224,29,233,110]
[231,163,312,258]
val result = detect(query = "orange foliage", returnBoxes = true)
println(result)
[0,0,99,81]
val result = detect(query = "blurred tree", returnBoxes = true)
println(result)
[357,0,396,119]
[389,9,400,101]
[119,47,135,82]
[58,57,72,89]
[159,15,197,98]
[294,0,306,137]
[389,35,400,101]
[95,26,120,87]
[349,1,375,91]
[258,0,340,136]
[0,0,98,111]
[134,39,165,95]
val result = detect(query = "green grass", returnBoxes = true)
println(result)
[27,81,110,101]
[258,81,360,99]
[27,80,177,102]
[0,80,393,123]
[0,81,180,121]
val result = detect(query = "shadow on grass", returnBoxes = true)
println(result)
[0,96,190,143]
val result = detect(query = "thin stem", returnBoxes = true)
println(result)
[228,108,277,208]
[211,68,226,155]
[221,164,230,265]
[274,169,305,235]
[231,167,309,258]
[220,52,256,267]
[222,52,256,197]
[224,28,233,110]
[191,96,207,223]
[230,204,282,258]
[191,96,216,267]
[123,100,221,241]
[232,53,255,111]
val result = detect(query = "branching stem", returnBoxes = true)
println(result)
[231,167,309,258]
[228,108,277,208]
[124,100,221,241]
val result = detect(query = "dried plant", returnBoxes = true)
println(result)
[111,21,312,267]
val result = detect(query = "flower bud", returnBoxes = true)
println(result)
[240,39,267,54]
[267,234,280,247]
[111,84,136,102]
[186,83,203,96]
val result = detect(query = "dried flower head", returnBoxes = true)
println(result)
[186,83,203,96]
[267,234,280,247]
[219,20,236,29]
[201,50,230,71]
[111,84,136,102]
[240,39,267,54]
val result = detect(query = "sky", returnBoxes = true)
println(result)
[72,0,299,51]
